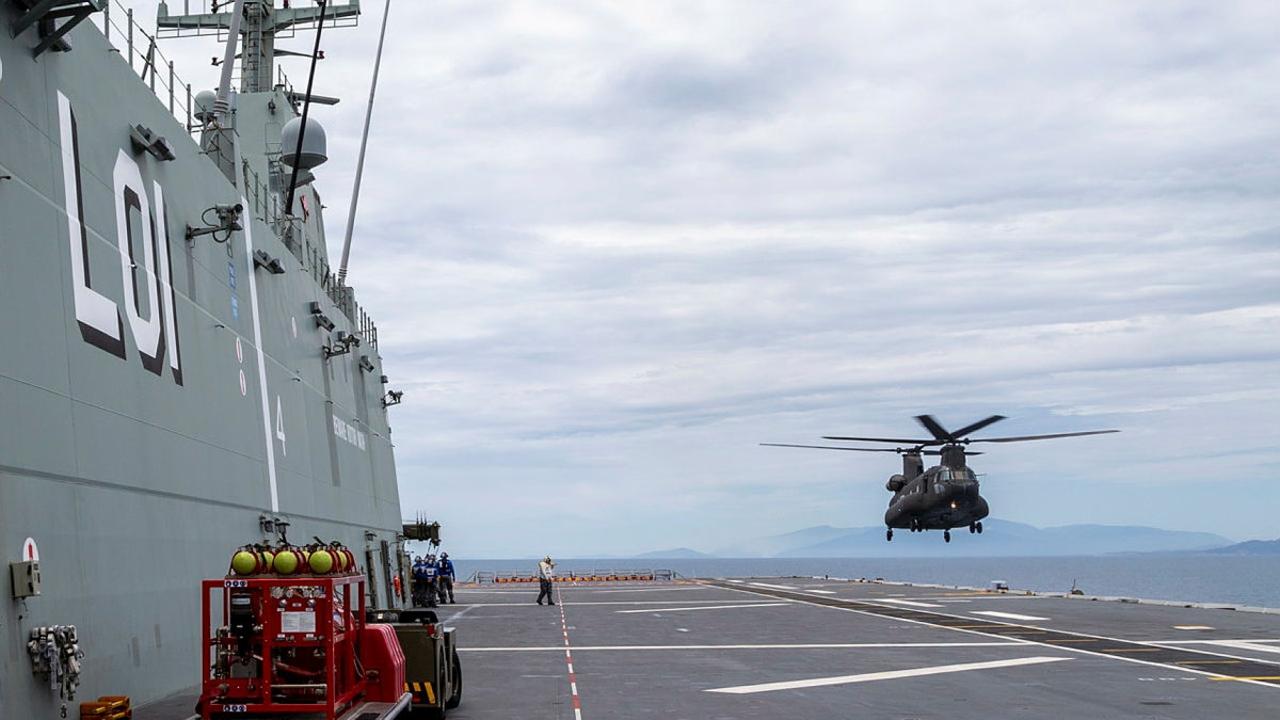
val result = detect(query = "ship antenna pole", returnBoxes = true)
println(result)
[212,0,247,122]
[285,0,330,214]
[338,0,393,287]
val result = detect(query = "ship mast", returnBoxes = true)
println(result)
[157,1,362,95]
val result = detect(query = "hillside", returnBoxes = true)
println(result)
[1206,538,1280,555]
[639,520,1235,558]
[632,547,716,559]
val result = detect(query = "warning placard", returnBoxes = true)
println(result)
[281,611,317,634]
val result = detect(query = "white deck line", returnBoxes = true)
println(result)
[750,582,799,590]
[706,656,1072,694]
[1156,639,1280,646]
[853,578,1280,614]
[709,581,1280,691]
[588,586,710,593]
[458,642,1029,652]
[873,598,945,608]
[457,599,777,607]
[971,610,1050,621]
[616,602,790,614]
[1210,641,1280,655]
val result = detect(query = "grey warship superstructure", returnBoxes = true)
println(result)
[0,1,409,715]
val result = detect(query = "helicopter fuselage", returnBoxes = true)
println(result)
[762,413,1117,542]
[885,465,989,531]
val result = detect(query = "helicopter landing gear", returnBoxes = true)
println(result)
[886,528,894,542]
[969,522,976,534]
[976,521,983,534]
[910,518,920,532]
[944,530,951,543]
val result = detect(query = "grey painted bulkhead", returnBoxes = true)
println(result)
[0,9,406,714]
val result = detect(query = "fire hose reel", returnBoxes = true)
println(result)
[27,624,84,717]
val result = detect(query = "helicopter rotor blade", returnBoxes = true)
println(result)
[949,414,1007,439]
[915,415,952,442]
[966,429,1120,443]
[760,443,904,452]
[821,435,938,445]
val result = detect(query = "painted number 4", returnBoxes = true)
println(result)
[275,395,287,457]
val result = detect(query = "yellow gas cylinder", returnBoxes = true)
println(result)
[309,549,334,574]
[274,549,300,575]
[231,550,259,576]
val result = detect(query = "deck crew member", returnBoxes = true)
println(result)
[410,556,426,607]
[536,556,556,606]
[423,554,440,607]
[438,552,456,604]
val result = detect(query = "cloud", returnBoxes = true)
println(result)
[127,0,1280,554]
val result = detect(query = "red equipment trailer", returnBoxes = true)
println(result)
[198,575,410,719]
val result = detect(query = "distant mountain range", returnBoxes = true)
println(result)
[633,520,1243,558]
[633,547,715,559]
[1206,538,1280,555]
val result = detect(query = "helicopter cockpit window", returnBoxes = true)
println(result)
[942,467,975,482]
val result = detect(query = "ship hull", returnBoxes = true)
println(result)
[1,7,405,715]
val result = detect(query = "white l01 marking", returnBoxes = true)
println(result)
[971,610,1050,621]
[616,603,790,614]
[705,656,1071,694]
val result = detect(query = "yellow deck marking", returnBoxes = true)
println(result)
[1104,648,1162,653]
[1176,660,1241,665]
[1210,676,1280,682]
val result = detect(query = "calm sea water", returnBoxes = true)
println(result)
[454,556,1280,608]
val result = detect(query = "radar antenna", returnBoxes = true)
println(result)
[156,0,361,94]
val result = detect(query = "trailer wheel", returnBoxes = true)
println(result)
[445,650,463,709]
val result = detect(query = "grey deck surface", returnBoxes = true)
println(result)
[438,577,1280,720]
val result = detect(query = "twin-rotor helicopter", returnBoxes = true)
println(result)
[764,415,1118,543]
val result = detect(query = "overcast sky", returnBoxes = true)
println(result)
[140,1,1279,555]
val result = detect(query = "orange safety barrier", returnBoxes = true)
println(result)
[81,696,132,720]
[487,572,661,584]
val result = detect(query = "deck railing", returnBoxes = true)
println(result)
[93,1,199,135]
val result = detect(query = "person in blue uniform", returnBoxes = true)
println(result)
[422,554,440,607]
[438,552,456,604]
[411,556,427,607]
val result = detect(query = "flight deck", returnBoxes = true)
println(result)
[437,577,1279,720]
